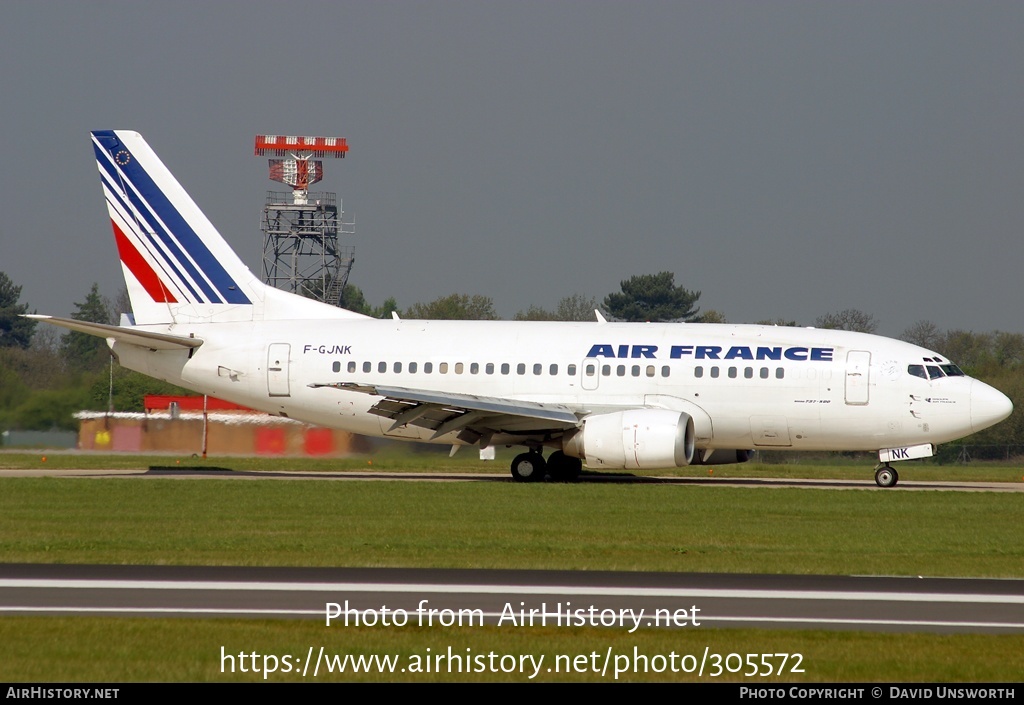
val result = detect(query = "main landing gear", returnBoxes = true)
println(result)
[874,463,899,488]
[510,450,582,483]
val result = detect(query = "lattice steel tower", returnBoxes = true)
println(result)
[255,135,354,306]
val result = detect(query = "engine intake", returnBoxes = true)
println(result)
[563,409,695,469]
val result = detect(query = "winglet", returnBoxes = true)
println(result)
[595,310,607,324]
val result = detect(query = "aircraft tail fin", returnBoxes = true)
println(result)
[91,130,366,325]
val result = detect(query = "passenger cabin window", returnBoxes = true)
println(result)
[517,363,526,375]
[455,363,464,374]
[470,363,479,374]
[378,361,387,373]
[332,361,341,373]
[584,364,595,377]
[393,362,402,373]
[533,363,542,375]
[568,364,577,375]
[363,361,371,373]
[424,362,433,374]
[409,362,417,373]
[439,362,449,374]
[501,363,510,375]
[694,366,703,378]
[348,361,356,373]
[549,364,558,375]
[486,363,494,375]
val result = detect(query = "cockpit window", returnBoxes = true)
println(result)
[910,362,965,380]
[907,364,927,380]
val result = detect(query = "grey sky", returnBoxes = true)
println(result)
[1,2,1022,337]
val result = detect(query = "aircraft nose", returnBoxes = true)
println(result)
[970,379,1013,433]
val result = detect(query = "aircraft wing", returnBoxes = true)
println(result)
[310,382,583,441]
[25,315,202,350]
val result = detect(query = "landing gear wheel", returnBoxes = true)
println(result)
[546,451,583,483]
[510,452,546,483]
[874,464,899,488]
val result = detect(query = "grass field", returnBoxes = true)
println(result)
[3,447,1024,484]
[0,476,1021,575]
[3,617,1023,682]
[0,450,1021,682]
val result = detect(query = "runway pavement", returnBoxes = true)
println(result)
[0,563,1021,634]
[1,466,1022,492]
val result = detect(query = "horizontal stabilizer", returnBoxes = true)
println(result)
[25,315,202,351]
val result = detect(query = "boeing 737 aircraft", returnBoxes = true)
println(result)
[29,131,1013,487]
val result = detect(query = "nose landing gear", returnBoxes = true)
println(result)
[874,463,899,488]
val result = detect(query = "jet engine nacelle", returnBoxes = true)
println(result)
[563,409,695,469]
[691,448,755,465]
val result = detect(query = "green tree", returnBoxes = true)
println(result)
[404,294,498,320]
[940,330,994,374]
[374,296,401,319]
[61,283,112,373]
[753,318,800,327]
[602,272,700,322]
[338,284,372,316]
[991,331,1024,369]
[87,367,191,413]
[695,309,727,324]
[340,284,400,319]
[0,361,29,429]
[814,309,878,334]
[900,320,943,350]
[10,387,90,431]
[0,272,36,349]
[515,294,598,322]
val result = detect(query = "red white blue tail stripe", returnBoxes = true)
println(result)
[92,130,251,309]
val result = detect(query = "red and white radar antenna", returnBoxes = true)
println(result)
[254,135,348,205]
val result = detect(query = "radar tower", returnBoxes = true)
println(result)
[255,135,354,306]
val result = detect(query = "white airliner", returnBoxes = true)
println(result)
[30,131,1013,487]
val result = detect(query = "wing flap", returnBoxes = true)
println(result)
[310,382,582,436]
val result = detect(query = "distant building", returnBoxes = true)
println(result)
[75,395,366,456]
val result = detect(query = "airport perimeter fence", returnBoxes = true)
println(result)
[934,443,1024,464]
